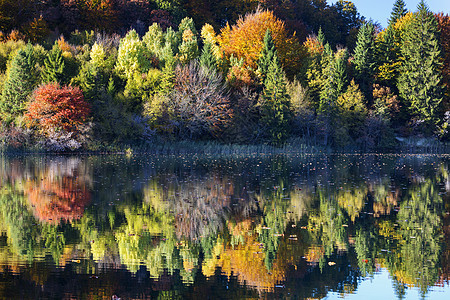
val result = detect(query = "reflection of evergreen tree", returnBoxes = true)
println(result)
[392,277,407,300]
[354,225,376,276]
[393,179,443,295]
[0,184,38,257]
[41,224,66,263]
[308,190,348,258]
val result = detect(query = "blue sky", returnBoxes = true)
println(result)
[328,0,450,28]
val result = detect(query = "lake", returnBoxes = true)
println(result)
[0,153,449,299]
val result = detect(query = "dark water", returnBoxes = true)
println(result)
[0,153,449,299]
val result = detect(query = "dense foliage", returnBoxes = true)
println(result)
[0,0,449,151]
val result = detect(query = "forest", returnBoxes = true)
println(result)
[0,0,449,151]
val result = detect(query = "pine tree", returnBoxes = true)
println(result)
[398,1,444,127]
[317,27,325,45]
[261,51,291,145]
[353,22,376,104]
[199,42,217,71]
[0,43,37,122]
[257,30,276,84]
[42,43,65,84]
[388,0,408,26]
[304,29,326,109]
[319,47,348,113]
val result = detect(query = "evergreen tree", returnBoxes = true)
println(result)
[178,17,199,64]
[0,43,37,122]
[199,42,217,71]
[304,30,326,109]
[42,43,65,84]
[261,51,291,145]
[398,1,444,128]
[257,30,276,84]
[319,47,348,113]
[353,22,376,104]
[317,27,325,45]
[388,0,408,26]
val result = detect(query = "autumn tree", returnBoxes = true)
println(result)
[398,1,444,128]
[26,83,91,135]
[116,30,150,80]
[218,8,304,79]
[0,0,34,33]
[169,60,232,139]
[74,0,118,32]
[0,44,38,123]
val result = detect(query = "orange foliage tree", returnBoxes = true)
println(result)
[218,8,305,79]
[25,83,90,135]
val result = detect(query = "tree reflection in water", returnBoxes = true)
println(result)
[0,154,448,299]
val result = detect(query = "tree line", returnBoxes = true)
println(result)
[0,0,449,150]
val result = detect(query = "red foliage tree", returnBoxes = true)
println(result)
[26,83,90,134]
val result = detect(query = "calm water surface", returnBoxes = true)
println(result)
[0,153,449,299]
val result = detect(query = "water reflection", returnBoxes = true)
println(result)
[0,154,449,299]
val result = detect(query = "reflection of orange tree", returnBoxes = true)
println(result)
[213,231,286,291]
[203,219,307,292]
[25,171,91,224]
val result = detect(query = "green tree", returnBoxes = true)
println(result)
[256,30,276,84]
[199,42,217,71]
[353,22,376,104]
[398,1,444,128]
[115,30,150,80]
[261,51,291,145]
[388,0,408,26]
[304,28,326,109]
[319,46,348,114]
[0,43,37,122]
[42,43,65,84]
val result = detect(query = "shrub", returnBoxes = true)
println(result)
[26,83,91,135]
[169,60,233,139]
